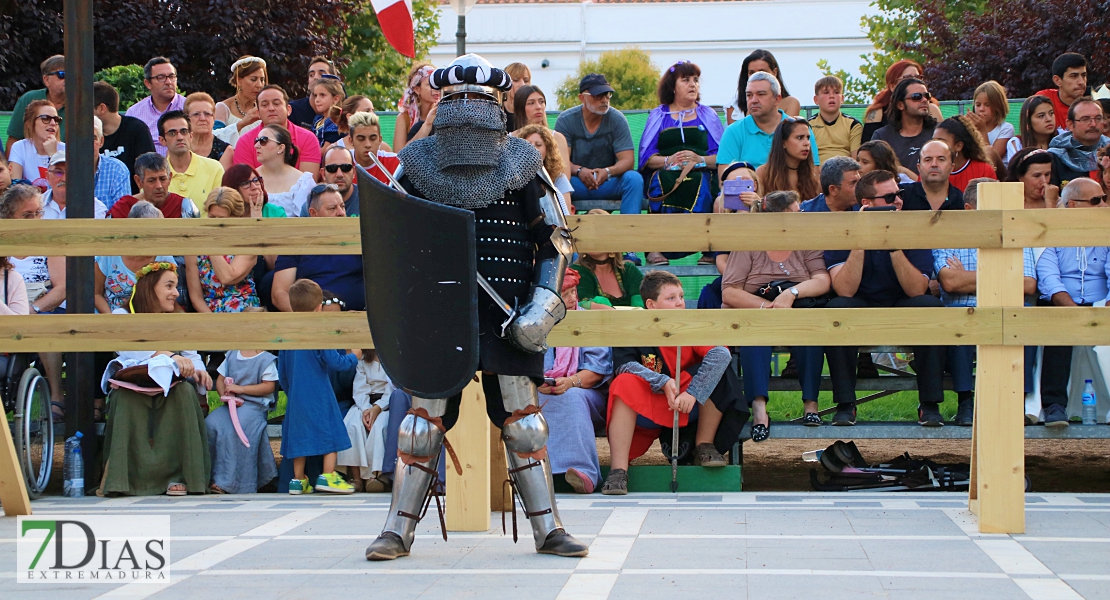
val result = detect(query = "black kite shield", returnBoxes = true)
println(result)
[357,168,479,399]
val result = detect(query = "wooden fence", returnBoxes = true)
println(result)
[1,182,1107,532]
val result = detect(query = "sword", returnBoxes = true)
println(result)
[671,345,681,494]
[358,157,516,319]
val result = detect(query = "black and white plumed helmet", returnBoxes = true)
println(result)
[430,54,513,102]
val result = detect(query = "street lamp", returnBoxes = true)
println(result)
[449,0,479,56]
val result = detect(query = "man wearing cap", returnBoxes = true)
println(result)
[41,150,108,219]
[555,74,644,215]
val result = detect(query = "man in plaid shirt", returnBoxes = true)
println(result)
[933,178,1038,426]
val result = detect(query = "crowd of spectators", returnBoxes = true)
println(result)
[2,46,1109,497]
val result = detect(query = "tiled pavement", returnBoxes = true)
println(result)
[3,492,1109,599]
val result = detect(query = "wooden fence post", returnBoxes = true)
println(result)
[971,182,1025,533]
[446,376,491,531]
[0,410,32,516]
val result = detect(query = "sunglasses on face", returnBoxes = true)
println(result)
[254,136,273,146]
[45,70,65,80]
[869,190,903,204]
[310,183,340,197]
[324,163,354,173]
[1075,195,1107,206]
[906,92,932,102]
[237,176,263,188]
[36,115,62,125]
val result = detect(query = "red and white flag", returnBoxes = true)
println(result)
[370,0,415,58]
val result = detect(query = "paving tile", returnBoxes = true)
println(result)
[610,574,747,600]
[1020,540,1110,575]
[1024,511,1110,537]
[743,510,857,536]
[745,574,886,599]
[412,573,567,600]
[639,509,747,535]
[1061,578,1110,600]
[622,537,746,570]
[860,539,1003,573]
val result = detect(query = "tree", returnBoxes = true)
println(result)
[95,64,146,111]
[818,0,987,103]
[342,0,440,110]
[0,0,64,108]
[913,0,1110,100]
[556,47,660,111]
[0,0,354,109]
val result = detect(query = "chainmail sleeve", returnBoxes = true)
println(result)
[616,361,672,393]
[686,346,731,404]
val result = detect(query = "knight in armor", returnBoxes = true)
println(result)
[363,54,589,560]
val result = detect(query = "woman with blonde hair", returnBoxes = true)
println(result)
[969,81,1014,158]
[216,56,267,135]
[185,187,260,313]
[515,123,574,211]
[503,62,532,126]
[393,62,438,151]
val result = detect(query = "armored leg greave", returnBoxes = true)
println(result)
[498,375,564,549]
[379,396,448,552]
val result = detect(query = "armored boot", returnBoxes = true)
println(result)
[365,398,447,561]
[498,375,590,557]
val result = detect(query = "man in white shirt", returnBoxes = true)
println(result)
[41,150,108,219]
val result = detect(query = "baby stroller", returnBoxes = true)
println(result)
[0,353,54,498]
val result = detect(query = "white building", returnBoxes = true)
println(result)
[429,0,879,109]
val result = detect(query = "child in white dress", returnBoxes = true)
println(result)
[337,349,393,492]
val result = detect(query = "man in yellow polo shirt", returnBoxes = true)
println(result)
[158,109,224,216]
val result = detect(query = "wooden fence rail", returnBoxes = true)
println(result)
[0,183,1103,534]
[2,207,1109,255]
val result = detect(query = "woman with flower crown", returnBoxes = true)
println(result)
[98,261,214,496]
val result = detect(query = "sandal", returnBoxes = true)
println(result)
[51,401,66,423]
[802,412,822,427]
[166,483,187,496]
[646,252,670,266]
[209,484,228,494]
[693,443,728,466]
[601,468,628,495]
[750,423,771,442]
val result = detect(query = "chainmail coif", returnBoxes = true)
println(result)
[399,99,543,210]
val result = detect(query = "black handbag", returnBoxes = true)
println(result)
[755,280,831,309]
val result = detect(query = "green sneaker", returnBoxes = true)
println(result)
[289,477,313,495]
[316,472,355,494]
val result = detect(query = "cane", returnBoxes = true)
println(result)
[670,345,681,493]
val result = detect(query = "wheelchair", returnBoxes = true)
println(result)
[0,353,54,498]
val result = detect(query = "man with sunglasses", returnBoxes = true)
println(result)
[300,146,360,217]
[1049,98,1110,187]
[1036,177,1110,427]
[871,78,937,175]
[6,55,66,156]
[126,57,187,156]
[158,110,224,216]
[272,183,365,312]
[823,169,946,427]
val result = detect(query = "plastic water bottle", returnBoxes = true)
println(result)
[63,431,84,497]
[1081,380,1097,426]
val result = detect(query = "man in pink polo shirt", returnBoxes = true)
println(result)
[222,84,321,174]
